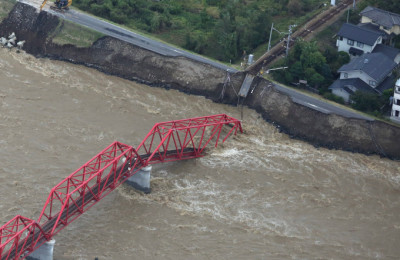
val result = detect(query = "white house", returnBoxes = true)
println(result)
[336,23,382,56]
[329,52,397,102]
[391,78,400,122]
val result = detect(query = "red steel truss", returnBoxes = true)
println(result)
[137,114,243,164]
[0,114,242,260]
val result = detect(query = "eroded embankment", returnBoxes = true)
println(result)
[1,2,400,159]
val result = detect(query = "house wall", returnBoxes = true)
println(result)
[391,80,400,122]
[379,25,399,36]
[395,54,400,64]
[361,16,372,24]
[332,88,351,102]
[371,36,382,49]
[392,25,400,35]
[339,70,376,87]
[336,38,349,52]
[336,37,374,54]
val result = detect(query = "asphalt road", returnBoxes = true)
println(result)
[46,8,234,71]
[272,83,372,120]
[43,5,372,121]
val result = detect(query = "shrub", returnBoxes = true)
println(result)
[323,92,345,104]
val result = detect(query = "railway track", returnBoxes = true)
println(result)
[246,0,354,74]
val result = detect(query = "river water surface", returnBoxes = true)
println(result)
[1,48,400,259]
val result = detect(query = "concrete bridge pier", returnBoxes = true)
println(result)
[126,166,152,193]
[26,239,55,260]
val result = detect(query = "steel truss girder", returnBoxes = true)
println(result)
[0,114,242,259]
[137,114,243,164]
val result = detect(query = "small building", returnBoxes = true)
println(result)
[391,78,400,122]
[360,6,400,37]
[336,23,383,56]
[329,52,397,102]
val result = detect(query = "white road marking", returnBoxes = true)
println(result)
[304,102,330,113]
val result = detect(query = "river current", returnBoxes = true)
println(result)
[1,48,400,259]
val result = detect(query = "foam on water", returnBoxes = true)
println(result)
[2,47,400,259]
[119,175,310,239]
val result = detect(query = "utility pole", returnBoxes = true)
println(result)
[267,23,274,52]
[353,0,356,9]
[347,8,350,23]
[285,24,296,58]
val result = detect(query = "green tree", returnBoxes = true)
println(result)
[274,40,333,89]
[304,67,317,80]
[323,93,345,104]
[72,0,311,62]
[330,51,350,73]
[91,3,111,18]
[351,91,381,112]
[300,42,326,70]
[309,73,324,88]
[324,47,338,64]
[302,0,316,12]
[284,71,294,84]
[288,0,303,15]
[289,61,304,81]
[185,30,209,54]
[363,0,400,14]
[337,51,350,65]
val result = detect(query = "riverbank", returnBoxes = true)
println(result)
[1,2,400,159]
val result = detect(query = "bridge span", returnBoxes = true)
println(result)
[0,114,242,260]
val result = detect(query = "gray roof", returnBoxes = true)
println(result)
[360,6,400,29]
[357,23,388,37]
[372,44,400,61]
[337,23,382,45]
[376,73,397,93]
[329,78,377,94]
[338,53,397,83]
[329,75,395,95]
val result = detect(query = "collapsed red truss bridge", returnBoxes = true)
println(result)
[0,114,242,260]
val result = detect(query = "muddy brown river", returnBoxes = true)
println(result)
[1,48,400,259]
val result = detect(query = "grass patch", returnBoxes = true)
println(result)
[51,20,105,47]
[0,0,16,23]
[157,28,187,47]
[314,12,347,50]
[67,6,235,68]
[71,0,330,62]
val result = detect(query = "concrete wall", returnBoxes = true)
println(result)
[2,2,400,159]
